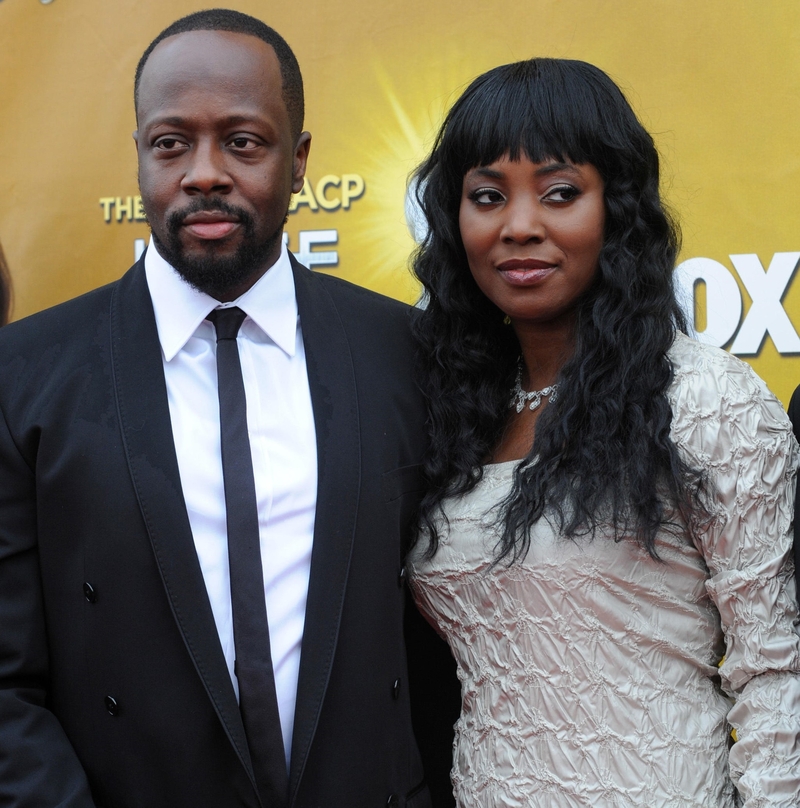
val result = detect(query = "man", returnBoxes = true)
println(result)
[786,385,800,600]
[0,10,457,807]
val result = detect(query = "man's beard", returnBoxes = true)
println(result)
[151,197,283,300]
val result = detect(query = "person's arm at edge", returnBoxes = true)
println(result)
[0,401,95,806]
[786,384,800,609]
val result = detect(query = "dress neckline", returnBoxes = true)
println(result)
[482,458,522,474]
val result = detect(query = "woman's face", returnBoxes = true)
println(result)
[459,155,605,327]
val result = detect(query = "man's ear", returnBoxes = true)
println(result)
[292,132,312,194]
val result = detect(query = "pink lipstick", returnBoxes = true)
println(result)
[496,258,557,286]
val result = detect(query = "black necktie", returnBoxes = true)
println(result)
[208,307,289,808]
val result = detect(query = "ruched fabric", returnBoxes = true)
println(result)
[410,333,800,807]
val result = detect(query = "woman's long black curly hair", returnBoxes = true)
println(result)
[412,58,708,563]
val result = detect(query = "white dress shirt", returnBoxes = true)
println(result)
[145,238,317,768]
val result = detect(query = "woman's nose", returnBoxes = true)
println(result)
[500,200,546,244]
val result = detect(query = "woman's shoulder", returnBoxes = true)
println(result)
[669,331,764,386]
[666,331,792,453]
[668,331,780,408]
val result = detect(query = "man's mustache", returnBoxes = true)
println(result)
[167,198,254,232]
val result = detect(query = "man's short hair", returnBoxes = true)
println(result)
[134,8,304,140]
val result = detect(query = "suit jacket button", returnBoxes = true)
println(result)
[397,566,407,588]
[386,795,400,808]
[105,696,119,716]
[83,582,97,603]
[392,678,401,700]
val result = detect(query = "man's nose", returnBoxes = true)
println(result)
[181,141,233,195]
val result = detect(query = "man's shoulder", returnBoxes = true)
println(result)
[294,267,422,378]
[298,266,417,335]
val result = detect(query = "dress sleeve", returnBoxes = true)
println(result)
[669,337,800,807]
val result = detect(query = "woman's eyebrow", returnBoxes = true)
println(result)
[535,161,580,177]
[468,167,505,179]
[466,161,581,180]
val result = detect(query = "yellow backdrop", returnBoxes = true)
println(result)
[2,0,800,403]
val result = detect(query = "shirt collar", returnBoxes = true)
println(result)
[144,236,298,361]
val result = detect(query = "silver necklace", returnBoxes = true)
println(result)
[510,365,560,413]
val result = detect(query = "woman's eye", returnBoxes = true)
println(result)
[545,185,580,202]
[469,188,505,205]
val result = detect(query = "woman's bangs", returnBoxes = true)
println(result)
[446,66,597,173]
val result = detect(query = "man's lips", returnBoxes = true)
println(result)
[496,258,557,285]
[181,211,240,240]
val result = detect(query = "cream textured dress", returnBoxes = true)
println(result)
[410,334,800,807]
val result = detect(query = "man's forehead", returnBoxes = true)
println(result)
[136,29,281,117]
[139,30,278,92]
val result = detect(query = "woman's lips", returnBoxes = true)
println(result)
[496,259,557,285]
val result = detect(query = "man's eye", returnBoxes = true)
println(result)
[155,138,182,150]
[230,137,257,149]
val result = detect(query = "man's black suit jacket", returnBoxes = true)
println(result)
[0,257,458,808]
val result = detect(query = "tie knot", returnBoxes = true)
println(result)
[208,307,247,341]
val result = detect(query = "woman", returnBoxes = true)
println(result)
[0,240,10,326]
[409,59,800,807]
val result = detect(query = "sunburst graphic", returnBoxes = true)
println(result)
[343,53,478,303]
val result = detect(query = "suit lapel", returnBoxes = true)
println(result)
[109,261,260,805]
[288,259,361,801]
